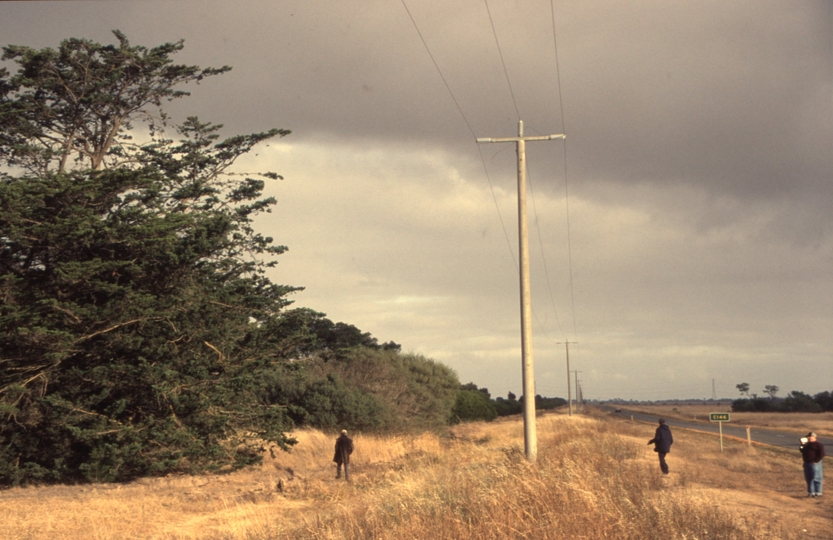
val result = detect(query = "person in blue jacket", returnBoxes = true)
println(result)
[648,418,673,474]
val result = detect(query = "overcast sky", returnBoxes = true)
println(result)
[2,0,831,401]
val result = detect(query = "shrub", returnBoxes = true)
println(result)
[450,389,498,423]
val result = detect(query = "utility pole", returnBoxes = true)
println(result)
[558,341,577,416]
[477,121,565,462]
[572,370,582,413]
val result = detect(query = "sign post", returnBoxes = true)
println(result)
[709,412,731,451]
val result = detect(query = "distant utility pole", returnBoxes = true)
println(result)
[477,120,565,463]
[572,370,582,413]
[558,341,577,416]
[712,379,717,400]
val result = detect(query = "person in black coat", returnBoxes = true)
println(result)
[333,429,354,480]
[647,418,673,474]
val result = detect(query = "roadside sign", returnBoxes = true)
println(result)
[709,413,730,451]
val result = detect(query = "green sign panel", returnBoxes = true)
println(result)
[709,412,730,422]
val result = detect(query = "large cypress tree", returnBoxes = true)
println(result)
[0,32,297,484]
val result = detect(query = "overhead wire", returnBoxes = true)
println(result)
[398,0,475,137]
[482,0,521,120]
[399,0,518,269]
[550,0,579,343]
[527,168,567,342]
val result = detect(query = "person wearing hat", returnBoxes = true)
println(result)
[799,432,824,497]
[333,429,354,481]
[647,418,673,474]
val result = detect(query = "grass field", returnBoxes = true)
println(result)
[1,408,829,539]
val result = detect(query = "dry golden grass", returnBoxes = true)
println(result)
[1,409,829,539]
[620,402,833,437]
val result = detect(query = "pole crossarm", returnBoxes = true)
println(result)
[477,134,565,144]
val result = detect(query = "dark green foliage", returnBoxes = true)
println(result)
[780,391,822,413]
[257,348,459,433]
[0,30,231,174]
[814,391,833,411]
[493,396,523,416]
[0,164,297,484]
[489,391,566,417]
[290,373,391,432]
[460,382,490,398]
[535,395,568,410]
[732,382,833,413]
[250,307,401,361]
[0,33,295,485]
[731,397,773,412]
[310,318,384,355]
[451,388,498,424]
[259,364,395,432]
[325,348,460,432]
[732,389,832,413]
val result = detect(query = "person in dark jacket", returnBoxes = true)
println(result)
[333,429,354,481]
[799,432,824,497]
[647,418,673,474]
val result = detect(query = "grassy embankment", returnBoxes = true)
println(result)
[1,408,829,539]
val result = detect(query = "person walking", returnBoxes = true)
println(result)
[800,432,824,497]
[647,418,673,474]
[334,429,354,481]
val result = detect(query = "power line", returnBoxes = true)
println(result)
[399,0,518,270]
[398,0,475,137]
[550,0,579,343]
[482,0,520,120]
[527,168,567,342]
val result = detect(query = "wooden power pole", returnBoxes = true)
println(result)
[559,341,577,416]
[477,121,565,462]
[571,369,582,413]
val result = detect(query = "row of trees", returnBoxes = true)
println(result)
[0,32,468,485]
[733,383,833,413]
[451,384,567,423]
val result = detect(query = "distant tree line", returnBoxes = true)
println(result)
[450,384,567,423]
[732,383,833,413]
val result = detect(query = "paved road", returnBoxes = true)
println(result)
[598,406,833,450]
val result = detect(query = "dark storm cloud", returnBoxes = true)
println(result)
[4,0,828,200]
